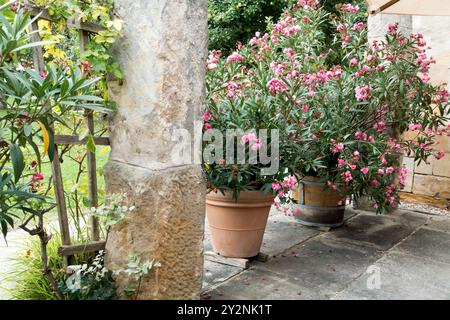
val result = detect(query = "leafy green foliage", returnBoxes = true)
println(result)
[208,0,366,53]
[90,193,134,229]
[208,0,289,53]
[59,251,118,300]
[0,4,109,240]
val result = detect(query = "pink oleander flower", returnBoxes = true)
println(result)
[408,123,423,131]
[338,159,346,168]
[206,50,222,70]
[40,72,46,79]
[435,149,445,160]
[327,181,338,190]
[420,73,431,83]
[360,167,369,175]
[292,207,301,216]
[341,3,360,13]
[32,173,44,182]
[286,175,297,189]
[226,52,244,64]
[301,104,309,112]
[342,171,353,183]
[283,48,296,60]
[267,78,288,94]
[331,142,344,154]
[337,23,347,32]
[387,23,398,34]
[355,85,371,101]
[385,167,394,174]
[272,182,281,191]
[204,123,212,130]
[203,110,211,122]
[251,139,262,151]
[241,133,257,145]
[349,57,358,67]
[352,22,366,31]
[296,0,320,9]
[226,81,242,98]
[378,168,385,175]
[399,166,408,186]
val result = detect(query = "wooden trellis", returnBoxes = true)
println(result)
[29,7,108,267]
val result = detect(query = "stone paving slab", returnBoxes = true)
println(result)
[333,251,450,300]
[261,214,319,258]
[206,267,323,300]
[203,260,242,290]
[392,228,450,265]
[423,215,450,234]
[322,210,428,251]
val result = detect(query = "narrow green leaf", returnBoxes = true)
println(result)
[9,144,24,183]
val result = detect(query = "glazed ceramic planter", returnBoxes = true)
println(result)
[292,176,345,228]
[206,190,274,258]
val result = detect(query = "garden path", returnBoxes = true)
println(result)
[0,228,30,299]
[202,207,450,300]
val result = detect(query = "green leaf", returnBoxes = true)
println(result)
[11,40,56,53]
[9,144,24,183]
[23,124,32,137]
[86,134,96,153]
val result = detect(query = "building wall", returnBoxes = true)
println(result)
[369,14,450,208]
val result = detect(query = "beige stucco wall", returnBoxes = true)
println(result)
[369,14,450,208]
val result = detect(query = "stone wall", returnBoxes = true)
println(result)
[369,14,450,209]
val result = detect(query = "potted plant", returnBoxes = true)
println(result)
[205,0,450,229]
[203,45,292,257]
[265,1,449,226]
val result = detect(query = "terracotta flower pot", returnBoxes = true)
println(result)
[292,176,345,228]
[206,190,274,258]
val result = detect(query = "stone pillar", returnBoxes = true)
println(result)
[104,0,208,299]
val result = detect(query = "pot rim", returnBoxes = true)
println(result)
[206,190,275,206]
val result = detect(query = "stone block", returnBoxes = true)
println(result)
[104,162,206,299]
[402,157,414,192]
[415,160,432,175]
[412,174,450,198]
[436,135,450,153]
[432,153,450,177]
[108,0,208,171]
